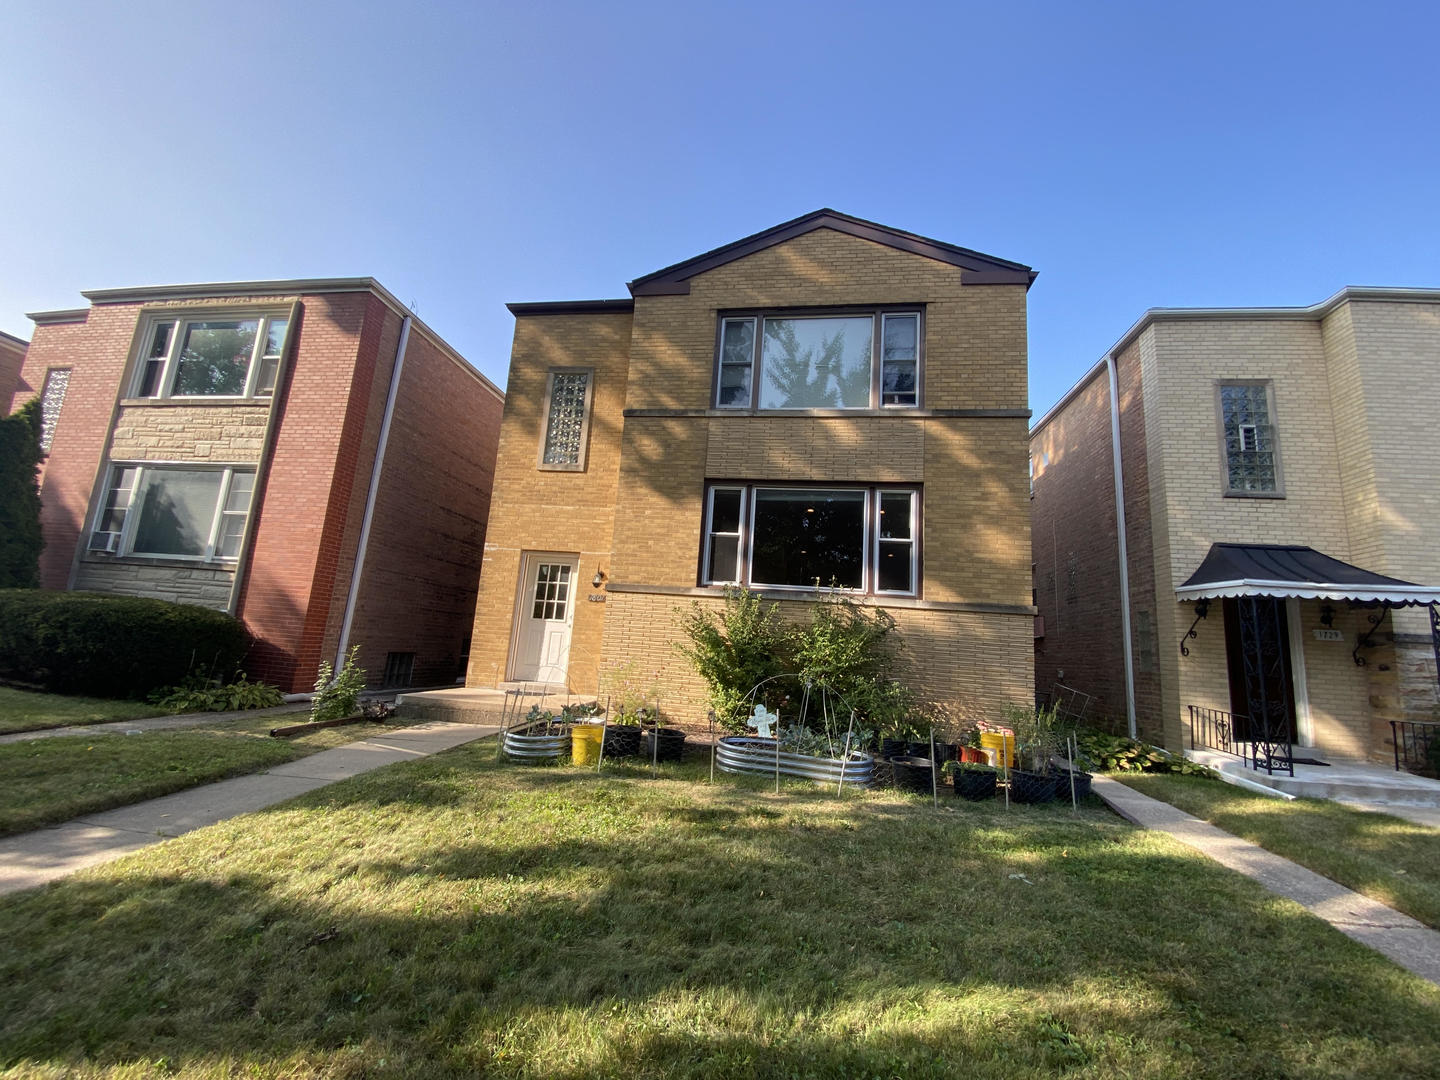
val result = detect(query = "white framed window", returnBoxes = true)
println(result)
[88,464,256,561]
[1217,381,1282,496]
[714,308,922,410]
[701,483,919,595]
[538,368,594,470]
[131,313,290,400]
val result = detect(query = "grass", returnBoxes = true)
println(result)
[1,748,1437,1079]
[1111,771,1440,929]
[0,686,161,736]
[0,716,396,837]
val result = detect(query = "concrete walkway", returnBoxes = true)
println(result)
[1095,775,1440,987]
[0,720,499,896]
[0,702,312,745]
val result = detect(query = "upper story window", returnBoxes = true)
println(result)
[538,368,594,471]
[88,463,255,561]
[715,308,921,410]
[701,483,919,596]
[38,368,71,452]
[132,313,289,400]
[1218,382,1281,496]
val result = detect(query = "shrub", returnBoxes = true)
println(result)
[0,400,43,589]
[0,590,250,699]
[676,588,794,732]
[149,672,285,714]
[1077,729,1216,777]
[311,645,366,722]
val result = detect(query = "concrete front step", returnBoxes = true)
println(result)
[1189,747,1440,806]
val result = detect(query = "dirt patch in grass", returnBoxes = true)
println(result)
[0,717,397,837]
[1112,772,1440,929]
[0,749,1437,1078]
[0,686,160,736]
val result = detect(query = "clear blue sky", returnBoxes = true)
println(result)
[3,1,1437,416]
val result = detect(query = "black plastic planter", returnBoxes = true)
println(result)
[1009,769,1058,804]
[881,738,908,759]
[644,727,687,762]
[887,755,937,795]
[604,725,642,758]
[951,768,997,801]
[1055,769,1093,800]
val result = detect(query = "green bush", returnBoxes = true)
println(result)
[676,588,794,731]
[149,672,285,714]
[0,590,251,699]
[0,400,43,589]
[1077,729,1216,777]
[311,645,366,722]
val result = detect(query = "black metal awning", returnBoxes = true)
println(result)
[1176,543,1440,606]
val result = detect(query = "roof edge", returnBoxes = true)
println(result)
[627,208,1036,297]
[506,299,635,316]
[27,307,90,326]
[80,277,383,304]
[1030,286,1440,439]
[0,329,30,347]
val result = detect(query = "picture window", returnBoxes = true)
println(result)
[89,464,255,561]
[132,313,289,400]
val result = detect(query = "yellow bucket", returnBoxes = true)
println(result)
[980,730,1016,768]
[571,723,604,766]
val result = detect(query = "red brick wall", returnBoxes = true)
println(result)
[1030,367,1128,726]
[13,311,139,590]
[347,327,505,688]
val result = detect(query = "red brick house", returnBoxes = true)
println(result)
[8,278,504,692]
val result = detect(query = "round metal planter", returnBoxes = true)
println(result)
[716,736,874,786]
[503,726,570,760]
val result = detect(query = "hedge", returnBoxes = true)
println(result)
[0,590,252,699]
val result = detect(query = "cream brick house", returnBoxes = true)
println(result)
[1030,287,1440,767]
[465,210,1038,725]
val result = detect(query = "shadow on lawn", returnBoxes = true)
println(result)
[2,758,1439,1078]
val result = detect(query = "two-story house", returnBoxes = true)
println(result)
[9,278,504,693]
[461,210,1037,726]
[1030,287,1440,766]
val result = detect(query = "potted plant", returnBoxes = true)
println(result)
[1003,703,1064,804]
[503,704,571,761]
[886,753,936,795]
[604,706,644,757]
[643,711,687,762]
[942,759,997,801]
[958,726,987,764]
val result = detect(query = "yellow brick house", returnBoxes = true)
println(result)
[462,210,1038,725]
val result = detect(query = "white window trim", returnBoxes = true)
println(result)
[713,307,924,411]
[702,483,920,597]
[88,462,256,563]
[129,310,292,402]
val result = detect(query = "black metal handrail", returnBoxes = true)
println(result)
[1188,704,1293,776]
[1391,720,1440,774]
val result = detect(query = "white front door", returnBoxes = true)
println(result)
[512,555,577,684]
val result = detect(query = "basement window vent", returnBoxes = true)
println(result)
[383,652,415,689]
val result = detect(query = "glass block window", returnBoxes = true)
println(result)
[1220,383,1278,493]
[540,370,591,468]
[38,368,71,452]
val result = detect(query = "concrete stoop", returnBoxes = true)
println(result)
[1188,747,1440,807]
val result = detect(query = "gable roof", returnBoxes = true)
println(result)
[627,209,1036,297]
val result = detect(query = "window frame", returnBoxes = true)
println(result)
[128,310,292,401]
[711,306,924,411]
[700,481,920,597]
[536,366,596,472]
[87,462,257,563]
[1214,379,1285,498]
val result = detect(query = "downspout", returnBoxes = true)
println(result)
[1106,353,1138,739]
[333,316,411,672]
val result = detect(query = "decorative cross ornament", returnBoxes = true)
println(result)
[748,703,778,739]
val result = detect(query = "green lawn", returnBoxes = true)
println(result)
[0,686,161,735]
[1,750,1436,1079]
[1111,772,1440,929]
[0,716,396,837]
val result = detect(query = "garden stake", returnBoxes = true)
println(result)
[836,710,856,798]
[708,709,716,783]
[596,695,610,772]
[651,698,660,776]
[497,689,512,763]
[775,714,783,795]
[1003,749,1010,812]
[930,726,939,808]
[1068,735,1078,813]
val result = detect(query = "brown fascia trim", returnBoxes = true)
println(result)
[0,329,29,347]
[26,307,89,326]
[506,299,635,316]
[1028,285,1440,439]
[627,208,1037,297]
[65,276,502,402]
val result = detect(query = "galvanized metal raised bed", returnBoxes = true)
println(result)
[503,725,570,760]
[716,736,874,786]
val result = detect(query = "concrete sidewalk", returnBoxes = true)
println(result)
[0,720,499,896]
[1095,775,1440,987]
[0,702,312,745]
